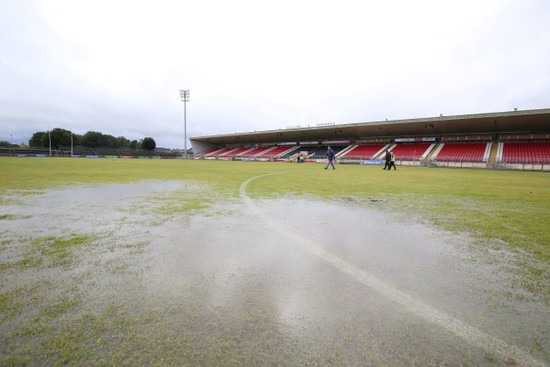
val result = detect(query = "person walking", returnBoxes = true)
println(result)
[388,151,396,170]
[324,146,336,170]
[383,149,391,170]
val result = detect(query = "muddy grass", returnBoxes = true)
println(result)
[0,180,549,366]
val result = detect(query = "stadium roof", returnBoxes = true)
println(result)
[191,107,550,146]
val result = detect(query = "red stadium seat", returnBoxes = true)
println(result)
[502,142,550,163]
[341,144,386,159]
[435,143,487,162]
[390,144,431,161]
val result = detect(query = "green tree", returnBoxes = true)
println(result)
[73,133,83,146]
[40,132,49,148]
[29,129,135,149]
[49,128,72,149]
[82,131,102,147]
[141,137,156,151]
[100,134,116,148]
[115,136,130,148]
[30,132,47,147]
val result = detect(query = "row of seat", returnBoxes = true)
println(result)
[197,146,299,158]
[197,142,550,163]
[340,142,548,163]
[502,142,550,163]
[389,144,432,161]
[342,144,385,158]
[435,143,487,162]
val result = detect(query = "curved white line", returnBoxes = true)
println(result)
[240,173,547,367]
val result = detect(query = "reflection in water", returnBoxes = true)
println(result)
[1,180,548,366]
[146,196,549,366]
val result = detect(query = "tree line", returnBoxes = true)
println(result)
[27,128,156,151]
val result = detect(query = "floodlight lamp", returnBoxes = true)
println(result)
[180,89,190,102]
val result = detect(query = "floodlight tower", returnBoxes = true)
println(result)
[179,89,190,159]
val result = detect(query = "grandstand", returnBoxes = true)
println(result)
[6,109,547,169]
[186,108,550,171]
[191,138,549,171]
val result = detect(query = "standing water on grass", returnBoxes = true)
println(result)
[0,181,548,366]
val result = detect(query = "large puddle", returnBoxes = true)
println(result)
[1,180,548,366]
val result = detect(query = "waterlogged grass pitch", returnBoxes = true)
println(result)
[1,157,549,366]
[2,157,549,261]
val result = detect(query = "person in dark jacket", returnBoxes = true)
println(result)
[383,149,391,170]
[324,146,336,170]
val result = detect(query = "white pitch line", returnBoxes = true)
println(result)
[240,173,548,367]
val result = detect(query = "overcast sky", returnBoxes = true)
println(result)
[1,0,549,148]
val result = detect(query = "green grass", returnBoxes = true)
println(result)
[0,235,93,271]
[1,157,550,365]
[2,157,549,261]
[30,235,92,268]
[1,158,549,270]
